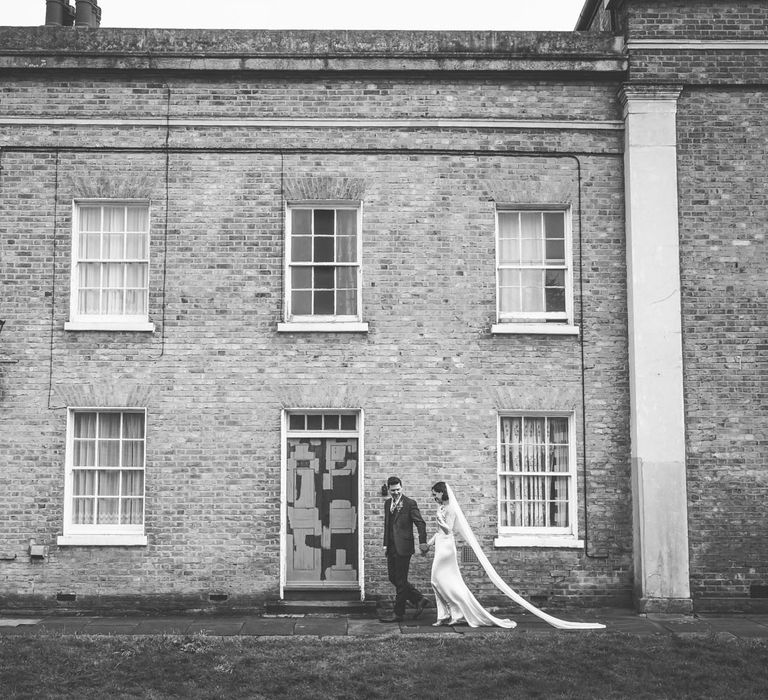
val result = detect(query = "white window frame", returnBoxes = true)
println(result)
[280,409,365,600]
[491,206,579,336]
[65,199,154,332]
[494,412,583,548]
[278,201,368,333]
[57,408,148,546]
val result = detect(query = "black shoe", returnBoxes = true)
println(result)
[413,598,431,619]
[378,615,404,623]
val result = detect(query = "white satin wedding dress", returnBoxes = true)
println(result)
[428,483,605,630]
[429,503,516,628]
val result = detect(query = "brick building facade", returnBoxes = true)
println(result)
[0,0,765,614]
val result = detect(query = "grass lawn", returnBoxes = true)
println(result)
[1,630,767,699]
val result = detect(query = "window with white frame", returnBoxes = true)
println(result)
[497,414,578,542]
[59,409,147,545]
[495,209,573,328]
[66,201,152,331]
[284,204,362,324]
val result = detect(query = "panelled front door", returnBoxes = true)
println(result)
[284,412,359,590]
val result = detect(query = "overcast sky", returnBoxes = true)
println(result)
[2,0,587,31]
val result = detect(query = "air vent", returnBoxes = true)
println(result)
[56,592,77,602]
[461,545,478,564]
[209,593,229,603]
[750,584,768,599]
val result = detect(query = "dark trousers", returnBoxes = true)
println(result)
[387,551,423,617]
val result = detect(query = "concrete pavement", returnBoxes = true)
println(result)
[2,609,768,639]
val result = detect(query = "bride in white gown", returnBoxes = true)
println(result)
[427,481,605,630]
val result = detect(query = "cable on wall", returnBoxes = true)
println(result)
[7,142,619,555]
[47,148,66,410]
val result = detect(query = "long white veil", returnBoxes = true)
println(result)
[445,483,605,630]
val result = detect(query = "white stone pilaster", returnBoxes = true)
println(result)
[620,85,692,613]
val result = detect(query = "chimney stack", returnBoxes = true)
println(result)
[45,0,76,26]
[75,0,102,28]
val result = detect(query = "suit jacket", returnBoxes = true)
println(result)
[383,495,428,556]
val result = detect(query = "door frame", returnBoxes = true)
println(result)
[279,408,365,600]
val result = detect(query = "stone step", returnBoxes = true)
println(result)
[265,599,378,616]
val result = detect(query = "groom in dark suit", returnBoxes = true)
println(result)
[379,476,431,622]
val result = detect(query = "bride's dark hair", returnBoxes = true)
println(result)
[431,481,449,502]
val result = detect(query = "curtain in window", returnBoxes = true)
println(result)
[70,411,145,528]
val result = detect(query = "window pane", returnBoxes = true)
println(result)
[307,415,322,430]
[74,412,97,439]
[521,270,544,312]
[545,238,565,263]
[336,290,357,316]
[544,212,564,239]
[323,415,340,430]
[337,267,356,290]
[79,290,100,314]
[103,264,124,288]
[73,470,96,496]
[121,498,144,525]
[98,470,120,496]
[79,263,101,287]
[98,441,121,467]
[314,210,334,235]
[336,236,356,262]
[73,498,94,524]
[314,267,335,289]
[498,238,517,263]
[103,232,124,259]
[96,498,119,525]
[291,236,312,262]
[126,206,148,232]
[545,288,566,313]
[336,209,356,236]
[292,209,311,234]
[73,440,96,467]
[125,290,147,315]
[99,413,121,438]
[126,233,148,259]
[79,232,101,258]
[103,290,124,315]
[122,441,144,468]
[292,290,311,315]
[121,470,144,496]
[314,290,334,315]
[314,236,334,262]
[340,415,356,430]
[520,212,543,264]
[79,207,101,232]
[289,414,305,430]
[291,267,312,290]
[103,207,125,232]
[498,212,519,239]
[125,263,147,288]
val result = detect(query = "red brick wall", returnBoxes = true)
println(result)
[623,0,768,610]
[0,67,633,611]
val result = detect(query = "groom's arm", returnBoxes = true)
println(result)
[409,500,428,545]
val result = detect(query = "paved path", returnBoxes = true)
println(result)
[2,609,768,639]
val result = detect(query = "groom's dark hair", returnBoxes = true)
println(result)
[387,476,401,487]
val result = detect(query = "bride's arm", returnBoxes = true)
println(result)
[436,507,454,535]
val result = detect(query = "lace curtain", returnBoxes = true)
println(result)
[500,416,569,528]
[72,412,144,526]
[77,204,149,316]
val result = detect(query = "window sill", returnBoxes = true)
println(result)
[494,535,584,549]
[491,323,579,336]
[277,322,369,333]
[57,534,148,546]
[64,321,155,332]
